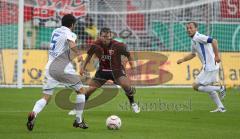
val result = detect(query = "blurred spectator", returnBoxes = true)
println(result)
[75,15,98,50]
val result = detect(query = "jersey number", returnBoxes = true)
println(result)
[50,33,60,50]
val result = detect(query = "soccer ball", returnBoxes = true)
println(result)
[106,115,121,130]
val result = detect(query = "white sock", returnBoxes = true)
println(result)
[76,94,85,123]
[209,91,224,108]
[198,86,221,93]
[33,98,47,116]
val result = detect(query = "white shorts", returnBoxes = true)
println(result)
[42,67,83,95]
[195,69,219,85]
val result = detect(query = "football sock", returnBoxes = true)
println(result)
[124,87,135,104]
[85,94,89,101]
[209,91,224,108]
[127,95,134,104]
[76,94,85,123]
[198,85,221,93]
[32,98,47,117]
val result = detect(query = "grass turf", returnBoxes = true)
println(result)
[0,88,239,139]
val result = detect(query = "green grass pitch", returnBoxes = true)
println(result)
[0,88,239,139]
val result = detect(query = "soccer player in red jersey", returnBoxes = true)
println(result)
[81,27,140,113]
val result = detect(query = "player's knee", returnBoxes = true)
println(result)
[76,87,85,94]
[124,86,136,96]
[117,76,130,87]
[89,86,98,92]
[43,94,51,103]
[192,83,199,91]
[119,81,130,90]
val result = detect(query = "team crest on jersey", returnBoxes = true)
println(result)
[109,50,114,55]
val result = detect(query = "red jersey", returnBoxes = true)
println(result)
[87,39,130,71]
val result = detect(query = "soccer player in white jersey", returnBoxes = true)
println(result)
[26,14,88,131]
[177,22,226,112]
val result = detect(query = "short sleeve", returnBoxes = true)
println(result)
[66,32,77,42]
[194,33,213,44]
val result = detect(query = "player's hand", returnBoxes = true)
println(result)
[79,67,85,76]
[215,55,221,64]
[77,55,83,62]
[177,59,184,64]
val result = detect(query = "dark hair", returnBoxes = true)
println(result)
[62,14,76,28]
[187,21,198,28]
[100,27,111,35]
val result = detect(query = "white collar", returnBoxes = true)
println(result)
[192,31,199,38]
[61,26,71,31]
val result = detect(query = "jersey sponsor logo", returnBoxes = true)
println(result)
[101,55,111,61]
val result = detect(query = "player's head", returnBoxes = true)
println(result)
[186,21,198,37]
[99,27,112,45]
[62,14,76,30]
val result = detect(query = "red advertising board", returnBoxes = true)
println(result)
[221,0,240,18]
[0,2,32,24]
[33,0,87,19]
[0,0,87,25]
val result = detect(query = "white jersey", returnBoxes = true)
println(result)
[45,26,77,72]
[191,32,219,71]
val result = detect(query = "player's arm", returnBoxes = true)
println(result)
[80,54,93,74]
[67,32,83,61]
[211,39,221,64]
[127,55,137,70]
[121,44,136,70]
[68,40,81,55]
[79,46,95,75]
[68,40,83,65]
[196,34,221,63]
[177,53,196,64]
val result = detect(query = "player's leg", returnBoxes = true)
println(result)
[59,71,89,129]
[196,70,226,100]
[193,70,226,112]
[197,84,226,100]
[48,64,89,129]
[68,79,103,116]
[72,85,88,129]
[116,76,140,113]
[31,93,51,117]
[193,82,225,112]
[27,75,58,131]
[84,70,109,100]
[68,70,106,115]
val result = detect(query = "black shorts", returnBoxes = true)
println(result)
[93,69,126,86]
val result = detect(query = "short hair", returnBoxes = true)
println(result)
[187,21,198,28]
[62,14,76,28]
[100,27,111,35]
